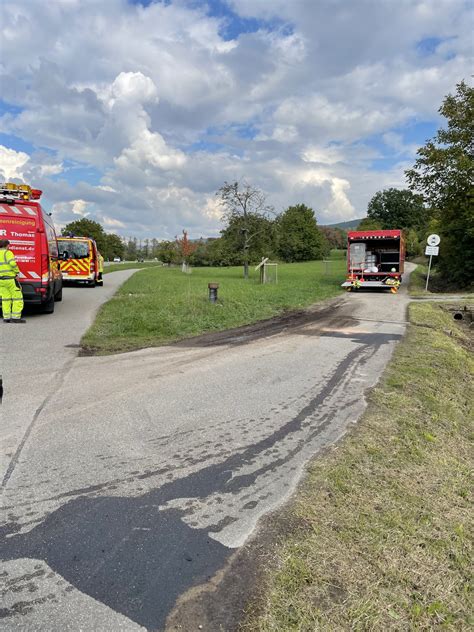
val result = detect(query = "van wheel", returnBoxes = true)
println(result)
[42,294,55,314]
[55,286,63,302]
[88,280,96,287]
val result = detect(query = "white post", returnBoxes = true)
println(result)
[425,255,433,291]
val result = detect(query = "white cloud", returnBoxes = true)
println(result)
[0,145,30,180]
[115,129,187,171]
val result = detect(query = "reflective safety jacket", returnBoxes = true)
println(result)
[98,253,104,273]
[0,248,20,279]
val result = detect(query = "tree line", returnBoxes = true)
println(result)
[61,198,335,270]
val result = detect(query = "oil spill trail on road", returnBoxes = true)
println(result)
[0,332,400,630]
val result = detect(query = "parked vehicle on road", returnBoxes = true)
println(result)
[342,229,405,293]
[0,182,62,313]
[57,236,103,287]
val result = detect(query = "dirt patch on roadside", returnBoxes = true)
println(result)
[175,296,350,349]
[165,500,312,632]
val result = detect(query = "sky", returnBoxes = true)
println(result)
[0,0,472,239]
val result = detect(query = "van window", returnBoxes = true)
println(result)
[58,241,90,259]
[44,218,59,258]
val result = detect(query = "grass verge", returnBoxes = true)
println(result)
[409,265,474,298]
[242,302,473,631]
[82,258,346,354]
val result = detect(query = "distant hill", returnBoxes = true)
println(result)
[321,218,364,229]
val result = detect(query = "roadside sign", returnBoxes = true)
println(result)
[425,245,439,256]
[427,234,440,246]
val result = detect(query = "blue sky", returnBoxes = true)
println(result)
[0,0,472,238]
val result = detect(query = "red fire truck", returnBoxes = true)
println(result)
[342,229,405,293]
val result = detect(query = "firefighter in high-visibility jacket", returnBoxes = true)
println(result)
[97,252,104,284]
[0,239,25,323]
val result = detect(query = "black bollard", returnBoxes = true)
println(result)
[208,282,219,303]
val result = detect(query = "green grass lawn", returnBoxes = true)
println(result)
[103,261,161,274]
[242,303,473,631]
[82,257,346,354]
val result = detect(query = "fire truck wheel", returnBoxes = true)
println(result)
[42,294,55,314]
[55,287,63,302]
[88,280,96,288]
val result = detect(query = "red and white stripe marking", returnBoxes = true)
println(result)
[0,204,37,216]
[18,271,41,280]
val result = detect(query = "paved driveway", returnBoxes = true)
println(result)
[1,265,413,631]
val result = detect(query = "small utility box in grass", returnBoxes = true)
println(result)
[208,282,219,303]
[255,257,278,284]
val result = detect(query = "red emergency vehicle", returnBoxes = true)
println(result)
[342,229,405,293]
[0,183,62,313]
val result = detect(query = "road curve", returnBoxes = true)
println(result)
[1,265,414,631]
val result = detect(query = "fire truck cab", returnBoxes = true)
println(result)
[0,182,62,313]
[57,236,103,287]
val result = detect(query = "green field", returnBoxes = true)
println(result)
[243,303,473,631]
[103,261,161,274]
[82,256,346,354]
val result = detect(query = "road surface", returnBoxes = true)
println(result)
[1,266,413,631]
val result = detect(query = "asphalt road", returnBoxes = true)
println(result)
[1,266,413,631]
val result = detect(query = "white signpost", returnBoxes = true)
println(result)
[425,234,440,291]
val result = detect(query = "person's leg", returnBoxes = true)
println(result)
[10,280,25,322]
[0,279,12,322]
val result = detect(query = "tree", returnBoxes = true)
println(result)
[217,180,274,278]
[406,81,474,288]
[62,218,107,253]
[175,230,197,271]
[125,237,138,261]
[404,228,422,258]
[156,240,178,265]
[357,217,383,231]
[276,204,329,262]
[367,188,428,230]
[220,213,276,266]
[105,233,125,260]
[319,226,347,250]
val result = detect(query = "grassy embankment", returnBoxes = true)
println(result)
[82,252,346,354]
[409,262,474,298]
[242,302,473,631]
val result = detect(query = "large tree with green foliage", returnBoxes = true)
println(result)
[105,233,125,260]
[220,213,276,266]
[62,218,107,253]
[217,181,274,278]
[406,81,474,288]
[276,204,329,262]
[367,188,428,230]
